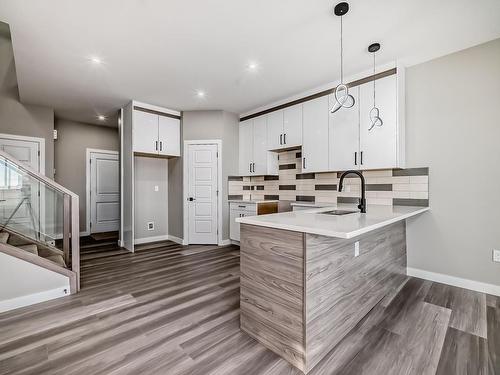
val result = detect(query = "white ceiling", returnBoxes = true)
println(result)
[1,0,500,126]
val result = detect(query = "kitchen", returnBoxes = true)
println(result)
[0,0,499,373]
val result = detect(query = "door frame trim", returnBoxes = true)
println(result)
[85,148,119,236]
[0,133,45,175]
[183,140,222,246]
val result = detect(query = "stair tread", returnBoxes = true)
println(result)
[44,254,67,267]
[19,244,39,255]
[0,232,9,243]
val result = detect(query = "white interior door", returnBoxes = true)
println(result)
[187,144,218,244]
[90,151,120,233]
[0,136,41,234]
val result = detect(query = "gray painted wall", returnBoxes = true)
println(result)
[406,38,500,287]
[54,119,119,231]
[168,110,239,240]
[135,156,168,241]
[0,23,54,177]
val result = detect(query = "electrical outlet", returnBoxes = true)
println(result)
[493,249,500,263]
[354,241,360,257]
[147,222,155,231]
[154,185,159,192]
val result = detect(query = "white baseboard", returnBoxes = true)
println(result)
[0,287,70,313]
[230,240,240,246]
[407,267,500,297]
[167,235,184,245]
[134,234,169,245]
[219,239,231,246]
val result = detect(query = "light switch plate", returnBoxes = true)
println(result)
[154,185,159,192]
[493,249,500,263]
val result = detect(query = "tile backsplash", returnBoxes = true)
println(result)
[228,149,429,207]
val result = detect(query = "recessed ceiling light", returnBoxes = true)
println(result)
[196,90,206,98]
[97,115,106,121]
[247,62,259,71]
[90,56,102,65]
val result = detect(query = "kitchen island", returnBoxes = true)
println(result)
[236,204,429,373]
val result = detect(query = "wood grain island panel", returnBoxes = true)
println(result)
[239,222,407,374]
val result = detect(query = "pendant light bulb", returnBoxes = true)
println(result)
[368,43,383,130]
[331,2,355,114]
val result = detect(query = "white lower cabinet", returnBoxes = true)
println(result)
[229,202,257,241]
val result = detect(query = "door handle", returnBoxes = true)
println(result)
[303,157,306,169]
[155,141,158,151]
[283,133,286,144]
[159,141,162,151]
[280,134,283,145]
[360,151,363,165]
[188,197,195,201]
[249,163,252,173]
[252,163,255,173]
[354,152,357,165]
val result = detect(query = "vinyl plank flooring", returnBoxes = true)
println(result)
[436,327,489,375]
[487,303,500,374]
[424,282,487,338]
[1,239,498,375]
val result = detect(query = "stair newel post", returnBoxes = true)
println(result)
[63,193,71,266]
[70,194,80,291]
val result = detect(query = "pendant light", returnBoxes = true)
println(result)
[368,42,383,130]
[331,2,355,114]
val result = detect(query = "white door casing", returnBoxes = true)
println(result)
[88,150,119,234]
[187,143,218,244]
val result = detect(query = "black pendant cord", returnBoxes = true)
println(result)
[340,15,344,83]
[373,52,376,107]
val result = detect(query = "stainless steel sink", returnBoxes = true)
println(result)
[319,209,358,216]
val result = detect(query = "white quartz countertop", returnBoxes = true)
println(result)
[235,204,429,239]
[228,200,279,204]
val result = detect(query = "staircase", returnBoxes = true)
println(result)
[0,230,66,267]
[0,149,80,312]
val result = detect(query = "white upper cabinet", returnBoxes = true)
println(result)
[267,110,284,151]
[302,96,329,173]
[133,109,180,157]
[283,104,302,148]
[239,119,254,175]
[252,116,269,175]
[266,104,303,151]
[239,116,278,176]
[329,87,360,171]
[359,74,400,170]
[133,111,159,154]
[158,115,180,157]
